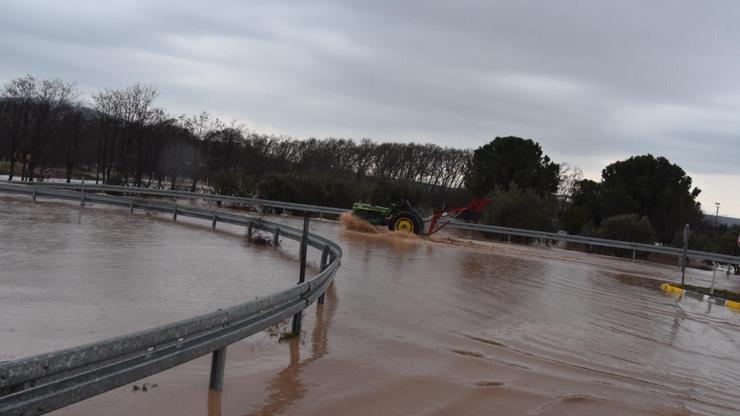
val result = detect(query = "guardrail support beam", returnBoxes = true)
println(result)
[246,222,253,240]
[680,224,689,285]
[291,311,303,336]
[292,216,310,335]
[209,347,227,391]
[0,183,347,415]
[273,228,280,245]
[211,214,218,230]
[318,245,330,304]
[130,201,135,215]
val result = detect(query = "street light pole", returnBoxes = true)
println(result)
[714,202,720,227]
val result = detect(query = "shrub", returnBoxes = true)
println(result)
[481,186,559,236]
[212,169,256,196]
[561,206,591,235]
[256,171,359,209]
[593,214,655,244]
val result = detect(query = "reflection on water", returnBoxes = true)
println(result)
[207,389,221,416]
[204,283,338,416]
[244,284,337,416]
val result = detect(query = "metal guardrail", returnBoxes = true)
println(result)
[27,181,740,265]
[35,182,348,216]
[1,181,737,413]
[0,183,342,416]
[23,181,740,266]
[444,219,740,265]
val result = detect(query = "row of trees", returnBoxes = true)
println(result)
[1,74,736,258]
[0,75,469,209]
[465,138,737,258]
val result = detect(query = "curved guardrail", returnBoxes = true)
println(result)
[1,181,736,413]
[34,182,347,216]
[0,183,342,416]
[34,181,739,266]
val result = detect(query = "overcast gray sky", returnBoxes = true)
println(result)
[1,0,738,216]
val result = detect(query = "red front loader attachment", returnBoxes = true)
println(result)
[426,198,491,235]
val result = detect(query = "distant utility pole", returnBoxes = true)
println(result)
[714,202,721,227]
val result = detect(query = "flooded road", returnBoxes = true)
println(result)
[0,196,305,358]
[1,196,739,415]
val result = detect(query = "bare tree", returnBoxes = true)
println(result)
[1,75,37,180]
[23,78,78,181]
[92,84,161,184]
[558,163,584,200]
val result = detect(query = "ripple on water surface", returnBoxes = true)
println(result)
[2,196,740,416]
[0,196,303,358]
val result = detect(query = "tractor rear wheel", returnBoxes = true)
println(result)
[388,211,424,235]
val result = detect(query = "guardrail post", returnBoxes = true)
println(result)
[172,205,178,222]
[320,245,330,268]
[710,263,717,295]
[246,222,253,240]
[632,249,636,261]
[209,346,227,391]
[680,224,689,285]
[318,245,330,304]
[291,216,310,336]
[211,214,218,230]
[272,228,280,245]
[32,189,37,202]
[130,200,135,215]
[80,189,86,207]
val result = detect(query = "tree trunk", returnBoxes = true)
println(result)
[20,157,27,181]
[8,155,16,181]
[27,158,36,181]
[66,155,73,183]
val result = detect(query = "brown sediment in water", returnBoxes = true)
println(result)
[339,212,379,234]
[429,235,485,249]
[339,212,421,243]
[340,212,496,248]
[4,197,740,416]
[340,214,493,248]
[378,229,420,241]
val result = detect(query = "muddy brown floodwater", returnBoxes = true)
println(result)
[1,196,739,416]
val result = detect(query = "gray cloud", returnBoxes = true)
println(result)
[1,0,739,214]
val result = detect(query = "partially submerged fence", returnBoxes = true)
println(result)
[1,181,738,414]
[0,183,342,416]
[34,182,740,267]
[443,219,740,266]
[41,181,347,216]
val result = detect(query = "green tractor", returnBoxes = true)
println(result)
[351,199,425,235]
